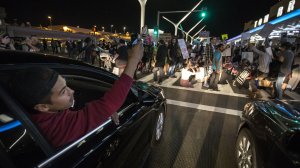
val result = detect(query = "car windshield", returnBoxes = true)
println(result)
[268,100,300,128]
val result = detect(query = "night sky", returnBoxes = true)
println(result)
[2,0,278,38]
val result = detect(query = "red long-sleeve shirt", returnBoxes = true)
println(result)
[31,74,133,148]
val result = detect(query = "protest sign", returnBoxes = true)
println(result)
[178,39,189,59]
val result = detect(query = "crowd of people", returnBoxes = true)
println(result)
[1,29,299,100]
[148,36,299,101]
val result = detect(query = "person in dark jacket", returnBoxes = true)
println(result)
[10,41,144,148]
[167,38,179,78]
[153,39,168,84]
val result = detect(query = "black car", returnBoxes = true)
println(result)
[0,50,167,168]
[236,99,300,168]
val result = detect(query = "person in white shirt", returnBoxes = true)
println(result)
[180,60,196,88]
[250,43,272,79]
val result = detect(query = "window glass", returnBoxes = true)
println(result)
[65,75,138,115]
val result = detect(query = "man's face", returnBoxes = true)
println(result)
[1,36,11,44]
[211,38,217,45]
[47,75,74,111]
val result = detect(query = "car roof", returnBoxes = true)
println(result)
[0,50,89,67]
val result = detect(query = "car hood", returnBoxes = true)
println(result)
[133,81,163,97]
[255,100,300,131]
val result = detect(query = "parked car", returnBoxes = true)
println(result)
[236,99,300,168]
[0,50,167,168]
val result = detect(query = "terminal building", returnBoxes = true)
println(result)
[227,0,300,44]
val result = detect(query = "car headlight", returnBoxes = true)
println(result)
[160,90,165,99]
[244,102,252,112]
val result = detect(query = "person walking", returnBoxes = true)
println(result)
[209,44,224,91]
[153,40,168,84]
[275,42,294,100]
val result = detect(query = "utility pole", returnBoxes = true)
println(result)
[186,18,204,41]
[157,9,203,28]
[191,25,206,42]
[161,0,203,36]
[138,0,147,33]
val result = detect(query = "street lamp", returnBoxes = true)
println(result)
[110,24,114,33]
[138,0,148,33]
[102,26,105,32]
[162,0,203,36]
[123,26,126,34]
[93,25,97,35]
[47,16,52,29]
[185,17,204,41]
[192,25,206,42]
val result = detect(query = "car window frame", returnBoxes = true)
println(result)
[36,67,139,167]
[0,63,142,167]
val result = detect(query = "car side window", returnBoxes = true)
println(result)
[65,75,138,111]
[0,100,47,168]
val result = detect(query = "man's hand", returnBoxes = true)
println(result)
[124,41,144,78]
[128,40,144,62]
[111,112,119,125]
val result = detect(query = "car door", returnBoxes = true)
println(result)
[56,66,157,168]
[0,64,156,168]
[0,65,130,168]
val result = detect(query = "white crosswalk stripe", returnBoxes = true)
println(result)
[167,99,243,116]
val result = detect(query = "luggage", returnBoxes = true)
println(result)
[234,69,250,88]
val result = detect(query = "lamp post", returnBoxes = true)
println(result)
[47,16,52,29]
[138,0,147,33]
[161,0,203,36]
[191,25,206,42]
[110,24,114,33]
[93,25,97,35]
[186,17,204,41]
[123,26,126,34]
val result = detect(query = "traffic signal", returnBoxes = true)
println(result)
[153,26,159,36]
[201,11,206,17]
[200,7,207,18]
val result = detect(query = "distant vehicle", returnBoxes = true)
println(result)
[0,50,166,168]
[236,99,300,168]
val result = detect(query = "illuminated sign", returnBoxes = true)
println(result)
[277,6,284,17]
[258,18,263,26]
[227,9,300,42]
[287,0,295,12]
[264,14,269,23]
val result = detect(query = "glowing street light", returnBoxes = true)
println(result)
[102,26,105,32]
[110,24,114,33]
[123,26,126,34]
[47,16,52,29]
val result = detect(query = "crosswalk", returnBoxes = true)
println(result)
[167,99,242,116]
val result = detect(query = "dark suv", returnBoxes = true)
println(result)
[0,50,166,168]
[236,99,300,168]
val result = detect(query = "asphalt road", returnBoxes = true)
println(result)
[144,86,250,168]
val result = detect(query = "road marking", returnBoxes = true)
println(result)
[167,99,243,116]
